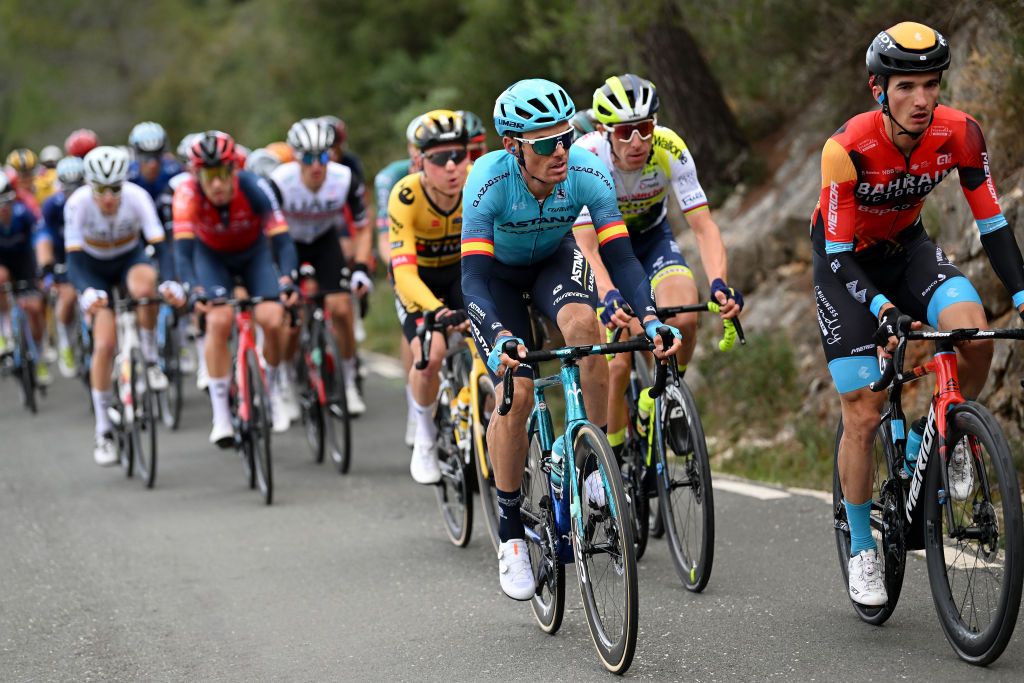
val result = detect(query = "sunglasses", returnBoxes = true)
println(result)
[91,182,123,196]
[301,151,330,166]
[424,148,469,167]
[610,118,655,143]
[514,127,575,156]
[198,165,234,183]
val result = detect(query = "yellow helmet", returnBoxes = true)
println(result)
[592,74,659,125]
[6,148,38,174]
[408,109,468,151]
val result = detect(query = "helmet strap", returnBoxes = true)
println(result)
[877,75,927,141]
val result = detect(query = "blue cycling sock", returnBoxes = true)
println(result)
[845,499,876,556]
[496,487,525,543]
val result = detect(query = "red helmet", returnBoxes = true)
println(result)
[188,130,236,168]
[65,129,99,158]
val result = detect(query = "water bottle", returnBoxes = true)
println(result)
[904,417,926,478]
[550,436,565,493]
[636,388,654,440]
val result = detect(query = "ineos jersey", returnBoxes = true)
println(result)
[64,182,164,259]
[271,161,367,245]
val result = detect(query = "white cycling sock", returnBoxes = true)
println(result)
[196,335,207,372]
[209,376,231,426]
[92,389,113,437]
[140,328,158,363]
[265,363,281,393]
[405,384,415,420]
[413,399,437,442]
[56,321,71,350]
[342,357,357,389]
[0,312,11,338]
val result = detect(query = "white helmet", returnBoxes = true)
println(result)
[244,148,282,179]
[286,117,336,155]
[129,121,168,154]
[0,173,14,202]
[56,156,86,186]
[176,132,202,163]
[39,145,63,167]
[83,146,130,185]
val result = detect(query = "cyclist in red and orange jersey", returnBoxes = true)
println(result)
[811,22,1024,608]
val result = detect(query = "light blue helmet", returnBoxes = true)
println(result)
[129,121,167,154]
[56,155,86,186]
[493,78,576,136]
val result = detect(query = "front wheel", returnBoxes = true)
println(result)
[17,318,37,414]
[434,377,473,547]
[158,313,183,430]
[130,348,158,488]
[246,349,273,505]
[572,423,638,674]
[322,330,351,474]
[925,402,1023,665]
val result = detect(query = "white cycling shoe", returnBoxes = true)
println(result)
[93,433,118,467]
[196,364,210,392]
[346,385,366,417]
[410,440,441,484]
[147,364,169,392]
[498,539,536,601]
[949,440,975,501]
[848,549,888,607]
[209,419,235,448]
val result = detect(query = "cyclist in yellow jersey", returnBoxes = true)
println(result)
[573,74,743,457]
[389,110,472,484]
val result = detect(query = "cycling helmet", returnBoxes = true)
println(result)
[65,129,99,158]
[83,146,130,185]
[408,109,468,151]
[188,131,236,169]
[319,115,347,147]
[493,79,576,136]
[6,148,38,174]
[866,22,950,77]
[570,109,598,138]
[0,173,14,203]
[244,148,282,179]
[592,74,659,125]
[39,145,63,168]
[176,133,201,163]
[287,118,336,154]
[56,156,86,187]
[129,121,168,154]
[234,144,251,167]
[265,141,295,164]
[458,110,487,141]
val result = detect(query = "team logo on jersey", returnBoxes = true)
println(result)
[555,187,566,201]
[398,188,415,205]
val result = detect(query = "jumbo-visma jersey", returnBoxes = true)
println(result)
[812,105,1004,255]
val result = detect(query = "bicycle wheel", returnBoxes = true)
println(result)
[472,374,502,552]
[521,434,564,634]
[832,418,906,625]
[656,379,715,591]
[16,316,37,414]
[246,349,273,505]
[634,353,664,540]
[295,341,325,463]
[924,402,1023,665]
[158,313,183,430]
[572,422,638,674]
[322,329,351,474]
[115,389,134,478]
[622,439,650,562]
[233,370,256,490]
[129,349,158,488]
[434,375,473,547]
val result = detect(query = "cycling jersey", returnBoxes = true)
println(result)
[374,159,412,234]
[64,182,165,260]
[6,170,41,219]
[389,172,463,312]
[129,156,184,202]
[172,171,288,252]
[40,191,69,261]
[271,161,367,245]
[572,127,708,234]
[33,168,60,205]
[0,200,45,253]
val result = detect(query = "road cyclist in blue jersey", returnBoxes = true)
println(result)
[460,78,682,600]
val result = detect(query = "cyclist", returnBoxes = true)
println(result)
[0,173,51,385]
[39,156,87,377]
[39,145,62,169]
[570,108,599,140]
[173,131,299,444]
[461,78,682,599]
[459,110,489,161]
[389,109,472,483]
[65,129,99,159]
[34,147,62,204]
[65,146,181,465]
[5,149,42,218]
[572,73,742,461]
[128,121,183,203]
[812,22,1024,607]
[272,117,370,417]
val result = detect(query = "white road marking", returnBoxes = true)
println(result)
[714,478,791,501]
[363,351,405,380]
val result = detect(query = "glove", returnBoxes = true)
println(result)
[436,308,468,328]
[643,319,682,351]
[873,306,901,350]
[486,335,525,374]
[599,289,628,326]
[710,278,744,311]
[350,263,373,295]
[80,287,108,314]
[158,280,184,301]
[40,263,55,290]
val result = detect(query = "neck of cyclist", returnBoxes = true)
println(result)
[516,149,566,202]
[421,173,461,211]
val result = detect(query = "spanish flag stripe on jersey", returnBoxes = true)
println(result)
[461,238,494,257]
[596,221,628,246]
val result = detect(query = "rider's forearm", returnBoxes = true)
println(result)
[980,225,1024,309]
[688,210,728,283]
[352,221,373,267]
[461,252,505,348]
[149,239,175,282]
[269,232,298,280]
[173,237,197,287]
[572,225,616,297]
[35,239,54,269]
[599,235,657,319]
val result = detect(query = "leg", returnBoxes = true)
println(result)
[938,301,992,399]
[407,330,449,484]
[556,302,609,426]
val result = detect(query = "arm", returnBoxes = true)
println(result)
[136,188,175,280]
[572,214,616,298]
[173,236,197,288]
[170,184,198,287]
[389,184,443,311]
[595,221,657,320]
[685,209,728,283]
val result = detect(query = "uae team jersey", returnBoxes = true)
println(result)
[64,182,164,259]
[172,171,288,252]
[271,161,367,245]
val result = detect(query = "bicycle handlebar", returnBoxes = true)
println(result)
[656,302,746,349]
[414,309,469,370]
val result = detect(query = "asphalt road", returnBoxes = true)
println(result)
[2,366,1023,681]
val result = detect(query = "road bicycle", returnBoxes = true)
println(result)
[156,301,185,430]
[0,280,43,414]
[832,315,1023,665]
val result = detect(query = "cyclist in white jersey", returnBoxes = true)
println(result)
[65,146,184,465]
[272,118,370,416]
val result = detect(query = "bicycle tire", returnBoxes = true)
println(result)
[924,401,1023,665]
[323,330,351,474]
[472,373,501,552]
[296,324,325,463]
[115,382,134,478]
[17,315,37,414]
[159,313,183,430]
[832,418,906,625]
[234,369,256,490]
[634,353,664,540]
[129,348,158,489]
[656,379,715,592]
[572,422,638,674]
[522,434,564,634]
[246,349,273,505]
[434,372,473,547]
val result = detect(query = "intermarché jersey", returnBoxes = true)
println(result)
[374,158,411,234]
[812,104,1005,256]
[172,171,288,252]
[572,126,709,234]
[389,171,464,311]
[271,161,367,245]
[64,182,164,259]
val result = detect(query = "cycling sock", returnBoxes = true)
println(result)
[413,399,437,441]
[56,321,70,350]
[265,363,281,393]
[0,312,11,338]
[140,329,158,363]
[845,499,877,556]
[92,389,113,436]
[342,357,357,389]
[496,487,525,542]
[608,427,626,465]
[209,376,231,425]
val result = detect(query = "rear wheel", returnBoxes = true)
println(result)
[130,348,157,488]
[522,435,564,634]
[246,349,273,505]
[925,402,1023,665]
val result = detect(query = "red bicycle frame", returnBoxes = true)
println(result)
[234,305,264,423]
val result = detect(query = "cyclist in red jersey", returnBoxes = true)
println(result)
[173,131,300,445]
[811,22,1024,607]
